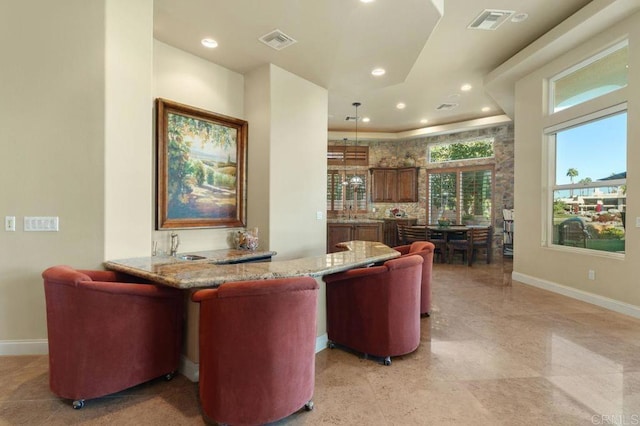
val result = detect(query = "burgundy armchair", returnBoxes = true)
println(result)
[42,265,184,409]
[393,241,435,316]
[191,276,318,425]
[323,255,423,365]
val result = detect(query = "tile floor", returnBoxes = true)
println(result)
[3,259,640,425]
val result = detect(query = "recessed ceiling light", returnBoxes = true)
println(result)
[201,38,218,48]
[482,107,491,112]
[420,119,428,124]
[511,12,529,23]
[371,68,386,76]
[460,84,472,91]
[360,0,375,3]
[362,117,370,123]
[396,102,406,110]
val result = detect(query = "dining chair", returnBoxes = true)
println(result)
[397,224,427,245]
[447,226,493,266]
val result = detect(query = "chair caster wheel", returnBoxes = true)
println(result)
[164,372,175,381]
[383,356,391,366]
[72,399,85,409]
[328,341,335,349]
[304,400,314,411]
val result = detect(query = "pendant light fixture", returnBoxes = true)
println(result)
[341,137,349,187]
[348,102,363,188]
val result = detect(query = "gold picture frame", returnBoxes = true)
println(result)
[156,98,247,229]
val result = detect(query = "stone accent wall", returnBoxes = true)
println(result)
[328,124,515,255]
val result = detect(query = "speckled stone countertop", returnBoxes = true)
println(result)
[326,218,383,223]
[104,242,399,289]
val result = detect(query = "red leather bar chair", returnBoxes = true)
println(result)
[393,241,435,316]
[323,255,423,366]
[192,276,318,425]
[42,265,184,409]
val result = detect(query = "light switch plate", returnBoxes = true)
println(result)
[5,216,16,231]
[636,216,640,228]
[24,216,59,232]
[316,211,323,220]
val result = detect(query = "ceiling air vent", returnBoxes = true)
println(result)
[436,103,458,111]
[259,29,297,51]
[468,9,514,30]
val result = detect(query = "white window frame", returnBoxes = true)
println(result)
[549,40,628,114]
[543,103,627,257]
[427,137,495,164]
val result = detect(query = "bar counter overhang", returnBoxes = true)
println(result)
[104,241,399,289]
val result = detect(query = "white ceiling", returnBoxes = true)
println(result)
[153,0,592,133]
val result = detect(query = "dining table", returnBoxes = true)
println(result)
[420,225,492,264]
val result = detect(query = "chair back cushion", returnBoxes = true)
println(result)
[325,255,422,358]
[192,277,319,425]
[42,265,183,401]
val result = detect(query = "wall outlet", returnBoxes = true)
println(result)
[5,216,16,231]
[588,270,595,280]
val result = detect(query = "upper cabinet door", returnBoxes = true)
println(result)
[396,167,418,202]
[371,168,396,202]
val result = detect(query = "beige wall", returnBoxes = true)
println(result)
[245,64,329,339]
[105,0,154,259]
[513,11,640,312]
[268,65,328,260]
[0,1,107,347]
[153,40,246,254]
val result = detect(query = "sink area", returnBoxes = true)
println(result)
[179,254,207,261]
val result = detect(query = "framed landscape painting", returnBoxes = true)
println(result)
[156,98,247,229]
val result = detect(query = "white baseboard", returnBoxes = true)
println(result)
[0,339,48,356]
[180,333,330,383]
[179,355,200,382]
[513,271,640,319]
[315,333,328,353]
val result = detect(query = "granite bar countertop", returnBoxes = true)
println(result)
[104,242,399,289]
[327,218,383,223]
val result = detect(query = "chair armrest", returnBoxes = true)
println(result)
[323,265,387,284]
[78,269,122,282]
[193,277,318,302]
[192,288,219,303]
[81,280,182,299]
[393,245,411,255]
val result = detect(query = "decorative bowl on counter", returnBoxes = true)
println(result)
[437,219,451,227]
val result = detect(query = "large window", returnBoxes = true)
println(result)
[428,138,494,163]
[546,39,628,255]
[547,108,626,253]
[427,167,493,225]
[327,144,369,215]
[327,171,367,214]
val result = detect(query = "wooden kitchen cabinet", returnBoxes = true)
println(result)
[370,167,418,203]
[370,168,396,202]
[327,222,383,253]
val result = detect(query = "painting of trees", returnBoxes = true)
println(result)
[156,99,247,229]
